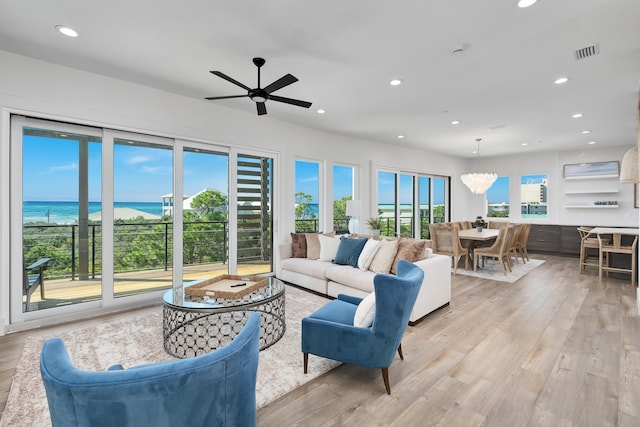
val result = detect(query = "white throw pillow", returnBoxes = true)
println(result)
[353,292,376,328]
[368,238,399,274]
[357,238,381,271]
[318,234,341,262]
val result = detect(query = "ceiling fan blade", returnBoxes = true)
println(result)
[204,94,249,100]
[263,74,298,94]
[210,71,251,91]
[257,102,267,116]
[269,95,312,109]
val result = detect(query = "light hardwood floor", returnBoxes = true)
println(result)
[1,254,639,426]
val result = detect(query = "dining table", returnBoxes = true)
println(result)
[458,228,500,268]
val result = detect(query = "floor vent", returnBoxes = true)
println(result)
[574,43,600,60]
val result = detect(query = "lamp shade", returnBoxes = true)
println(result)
[620,145,639,183]
[345,199,361,217]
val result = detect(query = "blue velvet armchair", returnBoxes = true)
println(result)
[40,312,261,427]
[302,260,424,394]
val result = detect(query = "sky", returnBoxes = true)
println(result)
[24,134,546,206]
[23,135,229,202]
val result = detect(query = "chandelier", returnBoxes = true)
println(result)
[460,138,497,195]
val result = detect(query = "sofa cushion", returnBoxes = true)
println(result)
[326,265,376,293]
[357,238,380,271]
[281,257,335,280]
[369,238,398,274]
[354,292,376,328]
[290,233,308,258]
[306,231,336,260]
[333,237,368,267]
[318,234,341,262]
[390,238,428,274]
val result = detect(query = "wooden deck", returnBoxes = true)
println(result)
[25,263,271,311]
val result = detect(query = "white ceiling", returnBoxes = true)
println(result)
[0,0,639,158]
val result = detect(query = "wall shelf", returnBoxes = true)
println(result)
[564,189,619,195]
[564,205,619,209]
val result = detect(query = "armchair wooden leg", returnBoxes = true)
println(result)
[397,343,403,360]
[303,353,308,374]
[381,368,391,394]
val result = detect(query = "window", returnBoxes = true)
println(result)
[377,170,449,238]
[182,147,229,281]
[399,174,414,237]
[10,115,276,323]
[487,176,510,218]
[377,171,397,237]
[236,153,273,275]
[18,122,102,313]
[294,160,319,232]
[521,174,548,219]
[113,137,173,298]
[333,165,354,233]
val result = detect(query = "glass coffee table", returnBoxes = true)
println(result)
[163,276,285,358]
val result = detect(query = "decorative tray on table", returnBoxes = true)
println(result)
[184,274,268,299]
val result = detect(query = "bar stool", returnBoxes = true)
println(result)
[578,226,603,272]
[597,232,638,286]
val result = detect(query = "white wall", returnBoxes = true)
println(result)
[0,50,471,331]
[468,147,638,227]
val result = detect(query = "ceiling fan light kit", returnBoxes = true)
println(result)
[205,57,312,116]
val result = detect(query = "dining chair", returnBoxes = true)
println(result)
[577,226,602,273]
[429,223,469,274]
[488,221,509,229]
[597,232,638,286]
[473,227,511,275]
[515,223,531,263]
[507,224,522,267]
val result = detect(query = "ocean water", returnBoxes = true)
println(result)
[23,201,163,224]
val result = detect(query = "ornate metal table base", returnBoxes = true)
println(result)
[163,278,285,358]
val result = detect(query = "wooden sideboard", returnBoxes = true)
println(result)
[527,224,637,256]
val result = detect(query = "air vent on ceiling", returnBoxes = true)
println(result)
[574,43,600,60]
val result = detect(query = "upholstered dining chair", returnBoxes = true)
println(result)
[515,223,532,263]
[301,260,423,394]
[429,222,469,274]
[473,227,511,275]
[506,223,522,268]
[40,312,261,427]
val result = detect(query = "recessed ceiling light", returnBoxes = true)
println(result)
[451,120,461,125]
[397,135,404,139]
[581,130,591,134]
[572,113,583,118]
[588,141,597,145]
[554,77,569,85]
[389,79,403,86]
[517,0,538,8]
[55,25,79,37]
[521,142,529,146]
[316,109,325,114]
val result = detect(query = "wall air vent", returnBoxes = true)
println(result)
[574,43,600,60]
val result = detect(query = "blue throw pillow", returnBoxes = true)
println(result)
[332,237,368,267]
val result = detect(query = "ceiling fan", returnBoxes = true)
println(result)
[205,57,312,116]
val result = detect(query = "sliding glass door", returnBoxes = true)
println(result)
[10,115,276,324]
[11,117,103,317]
[112,136,173,298]
[376,169,449,239]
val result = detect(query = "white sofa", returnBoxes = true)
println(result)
[277,241,451,325]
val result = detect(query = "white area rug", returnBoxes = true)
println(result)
[0,285,338,427]
[454,258,545,283]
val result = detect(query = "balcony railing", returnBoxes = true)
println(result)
[23,221,230,281]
